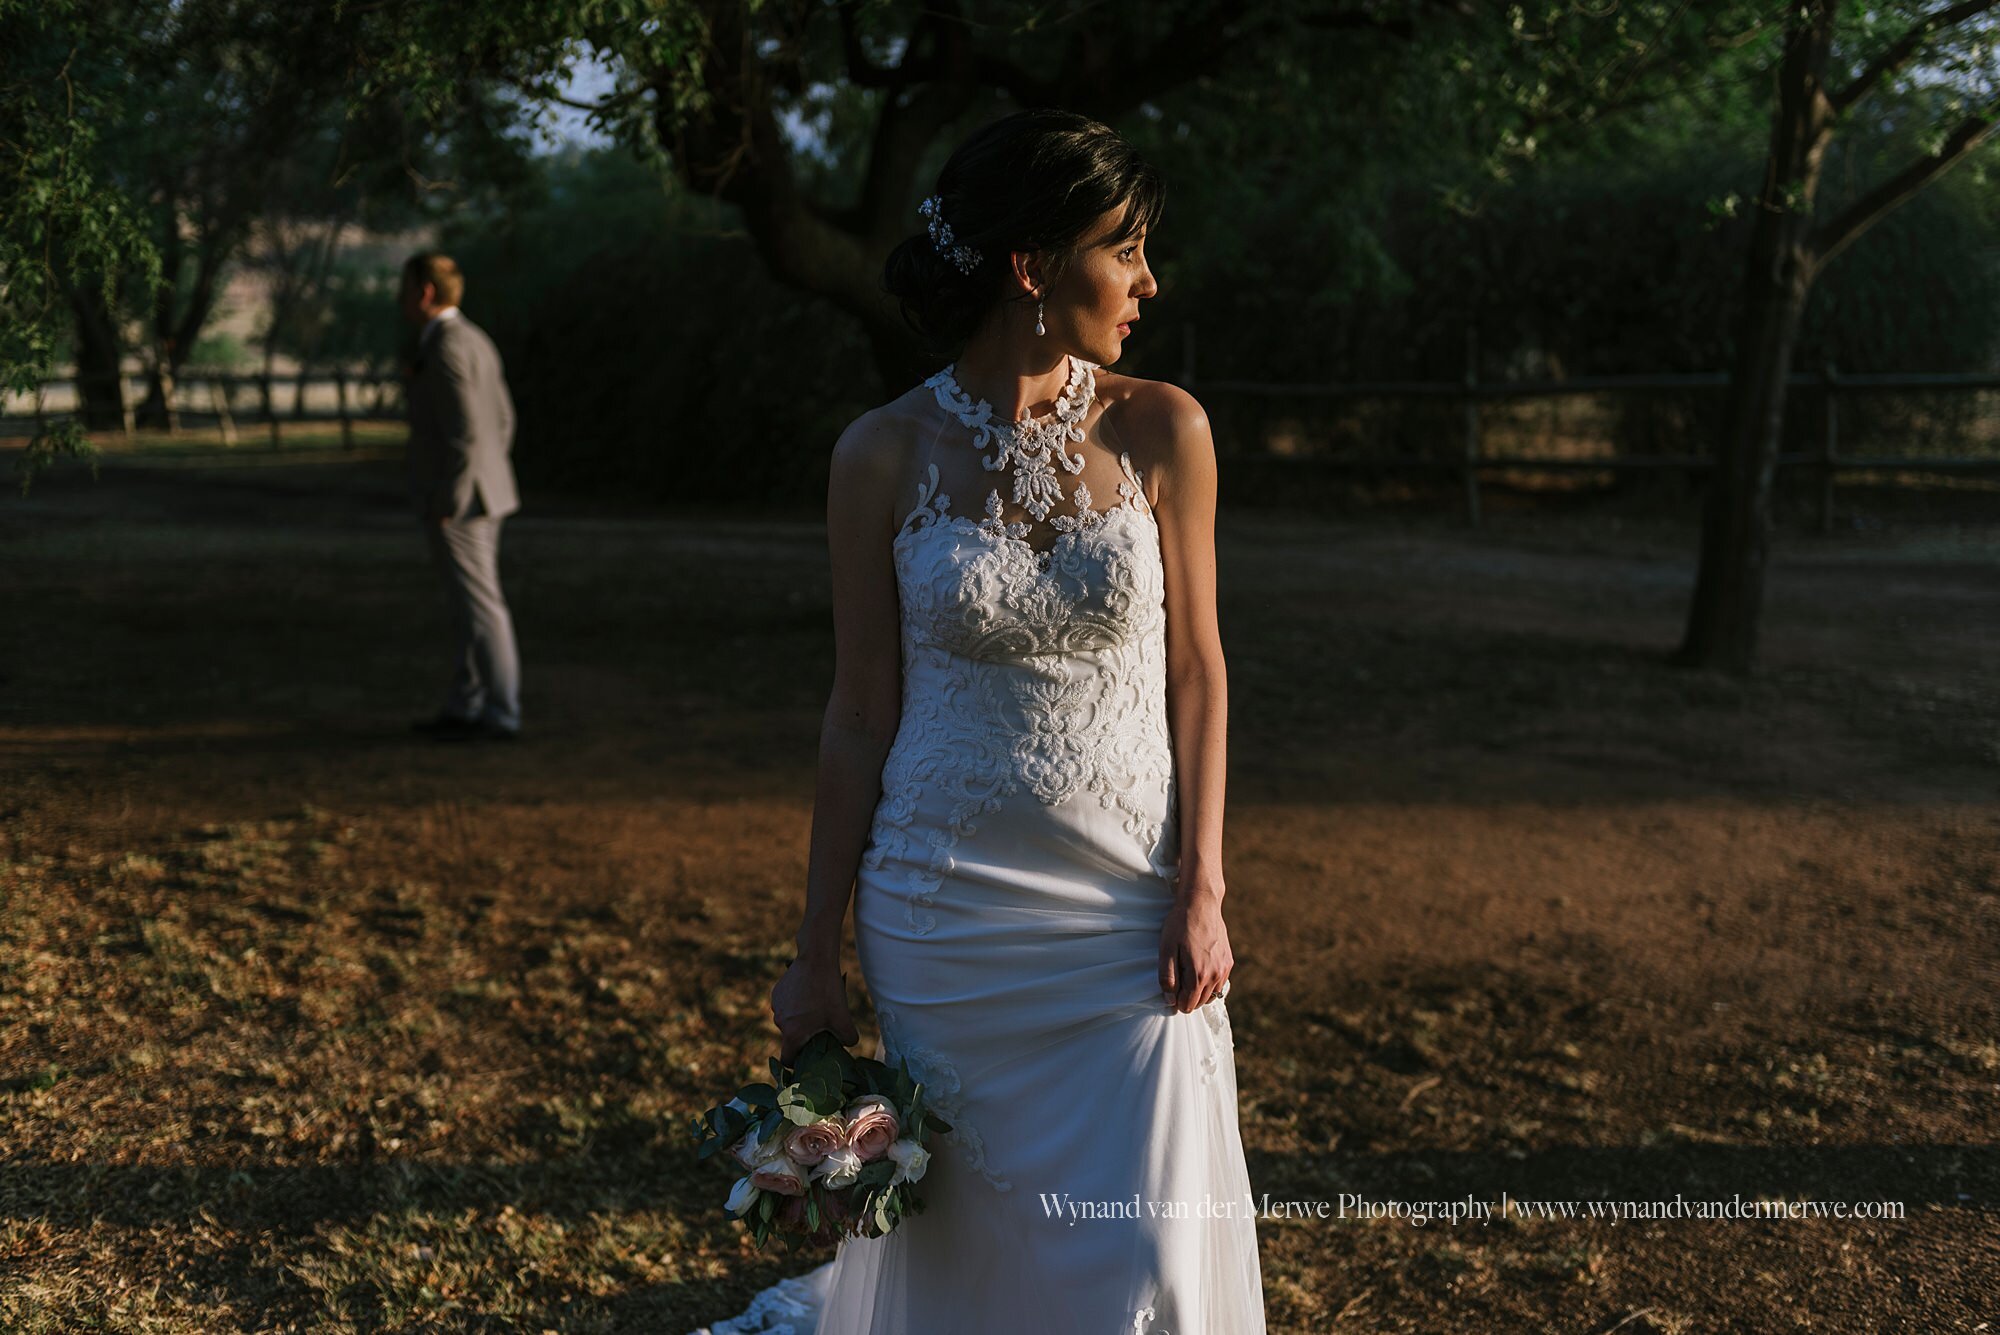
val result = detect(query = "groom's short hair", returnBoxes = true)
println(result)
[402,252,465,307]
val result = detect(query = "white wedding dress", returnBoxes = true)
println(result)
[691,354,1266,1335]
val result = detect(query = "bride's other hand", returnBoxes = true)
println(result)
[772,956,861,1064]
[1158,889,1234,1014]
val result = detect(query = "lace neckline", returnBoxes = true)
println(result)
[923,356,1098,524]
[928,354,1094,431]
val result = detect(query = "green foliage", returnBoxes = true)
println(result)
[4,0,548,481]
[434,144,877,508]
[188,331,252,370]
[0,0,158,397]
[265,262,403,370]
[15,422,100,497]
[19,0,1992,504]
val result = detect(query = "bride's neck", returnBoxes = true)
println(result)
[949,341,1072,424]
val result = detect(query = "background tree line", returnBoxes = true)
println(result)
[5,0,1996,671]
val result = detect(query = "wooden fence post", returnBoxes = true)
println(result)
[1462,325,1482,527]
[120,374,135,440]
[160,366,181,438]
[215,376,238,447]
[264,372,281,448]
[336,368,354,450]
[1818,363,1838,534]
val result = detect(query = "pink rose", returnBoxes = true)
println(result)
[749,1157,807,1197]
[842,1096,902,1162]
[783,1116,848,1166]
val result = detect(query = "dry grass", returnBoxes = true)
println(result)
[2,442,1996,1331]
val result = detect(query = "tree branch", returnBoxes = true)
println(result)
[1041,0,1250,119]
[1052,0,1457,119]
[1810,105,1998,272]
[532,83,649,115]
[1829,0,2000,114]
[837,0,930,89]
[659,0,893,322]
[838,4,982,240]
[644,0,1463,367]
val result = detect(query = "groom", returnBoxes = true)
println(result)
[400,252,523,742]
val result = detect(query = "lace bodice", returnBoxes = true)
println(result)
[864,353,1180,936]
[899,354,1154,565]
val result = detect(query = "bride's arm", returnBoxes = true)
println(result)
[792,415,905,972]
[1147,385,1235,1012]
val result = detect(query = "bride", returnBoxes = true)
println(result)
[694,108,1266,1334]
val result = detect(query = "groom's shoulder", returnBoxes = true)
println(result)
[438,314,495,351]
[433,315,503,367]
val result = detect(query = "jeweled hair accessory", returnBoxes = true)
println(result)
[918,194,981,275]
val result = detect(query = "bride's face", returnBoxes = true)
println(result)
[1044,204,1157,365]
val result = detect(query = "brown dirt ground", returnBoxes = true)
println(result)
[1,437,1996,1333]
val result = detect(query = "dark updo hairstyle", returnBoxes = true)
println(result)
[883,108,1164,357]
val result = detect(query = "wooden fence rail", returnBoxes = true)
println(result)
[2,370,407,447]
[1187,353,2000,531]
[10,359,1998,532]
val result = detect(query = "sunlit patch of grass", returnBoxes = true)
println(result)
[0,794,823,1330]
[84,421,409,457]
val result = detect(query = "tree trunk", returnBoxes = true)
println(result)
[140,357,181,435]
[1674,0,1836,676]
[137,224,231,430]
[136,213,182,430]
[69,285,127,431]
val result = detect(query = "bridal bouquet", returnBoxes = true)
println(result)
[689,1029,951,1249]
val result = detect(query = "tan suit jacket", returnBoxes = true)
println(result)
[406,313,520,521]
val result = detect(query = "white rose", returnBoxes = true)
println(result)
[730,1123,787,1170]
[750,1156,809,1197]
[725,1175,759,1217]
[886,1138,930,1184]
[811,1145,864,1188]
[841,1094,897,1121]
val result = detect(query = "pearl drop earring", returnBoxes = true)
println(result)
[1035,298,1046,337]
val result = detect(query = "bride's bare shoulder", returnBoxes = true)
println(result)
[838,382,935,449]
[1094,368,1211,487]
[831,383,931,506]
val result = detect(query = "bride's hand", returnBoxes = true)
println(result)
[1159,889,1234,1014]
[771,955,861,1064]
